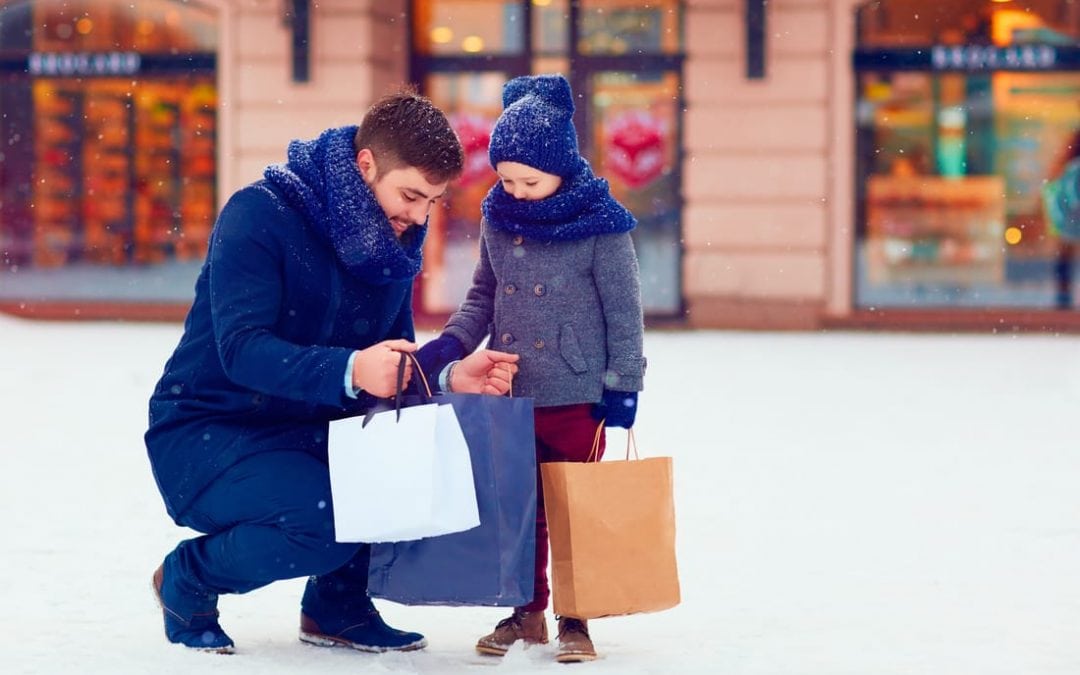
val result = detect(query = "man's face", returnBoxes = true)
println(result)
[357,149,448,238]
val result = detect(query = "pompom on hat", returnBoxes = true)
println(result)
[487,74,584,179]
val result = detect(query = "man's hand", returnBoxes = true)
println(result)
[352,339,417,397]
[450,350,520,395]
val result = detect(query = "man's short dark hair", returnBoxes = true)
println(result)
[355,87,464,184]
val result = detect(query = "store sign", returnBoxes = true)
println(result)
[853,45,1080,72]
[28,52,141,77]
[931,45,1056,71]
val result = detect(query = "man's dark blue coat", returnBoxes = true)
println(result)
[144,125,449,520]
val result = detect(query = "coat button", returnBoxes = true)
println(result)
[504,284,516,295]
[533,283,545,296]
[512,235,524,246]
[501,332,514,345]
[534,338,545,349]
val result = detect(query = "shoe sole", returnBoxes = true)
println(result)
[181,644,236,655]
[556,651,598,663]
[476,638,549,657]
[299,631,427,653]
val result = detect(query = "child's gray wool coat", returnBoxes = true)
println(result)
[444,219,646,407]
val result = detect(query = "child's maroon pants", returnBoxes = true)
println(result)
[520,403,605,613]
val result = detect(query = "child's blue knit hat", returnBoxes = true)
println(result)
[488,74,582,178]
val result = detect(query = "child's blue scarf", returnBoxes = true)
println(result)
[263,125,425,285]
[480,161,636,242]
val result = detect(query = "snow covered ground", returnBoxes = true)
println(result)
[3,314,1080,674]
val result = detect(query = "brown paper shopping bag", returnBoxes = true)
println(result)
[540,425,680,619]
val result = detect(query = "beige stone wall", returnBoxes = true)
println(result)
[219,0,407,200]
[683,0,832,328]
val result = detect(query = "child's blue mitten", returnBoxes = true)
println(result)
[591,389,638,429]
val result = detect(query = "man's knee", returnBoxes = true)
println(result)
[276,490,359,574]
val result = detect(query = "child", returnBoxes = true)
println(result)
[426,74,646,663]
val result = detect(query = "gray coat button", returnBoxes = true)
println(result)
[505,284,516,295]
[533,284,545,296]
[534,338,545,349]
[501,332,514,345]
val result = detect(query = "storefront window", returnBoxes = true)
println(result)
[422,71,507,314]
[413,0,525,55]
[411,0,684,317]
[855,0,1080,309]
[578,0,682,55]
[590,71,682,311]
[0,0,216,309]
[30,0,215,53]
[532,0,568,54]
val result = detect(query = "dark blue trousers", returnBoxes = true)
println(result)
[164,450,367,602]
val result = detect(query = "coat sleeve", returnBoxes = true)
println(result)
[443,221,497,352]
[592,232,646,392]
[385,282,417,342]
[208,189,354,407]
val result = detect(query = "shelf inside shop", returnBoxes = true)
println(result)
[33,85,84,267]
[865,174,1006,285]
[82,86,135,264]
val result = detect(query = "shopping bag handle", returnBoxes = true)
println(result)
[360,352,433,427]
[586,422,640,463]
[396,351,433,399]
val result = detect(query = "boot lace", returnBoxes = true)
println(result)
[495,608,527,630]
[556,616,589,639]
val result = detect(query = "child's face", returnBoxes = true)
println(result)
[496,162,562,201]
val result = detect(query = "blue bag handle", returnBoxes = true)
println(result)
[361,352,433,427]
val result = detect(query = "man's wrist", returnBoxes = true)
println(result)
[345,351,362,399]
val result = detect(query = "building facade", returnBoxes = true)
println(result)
[2,0,1080,330]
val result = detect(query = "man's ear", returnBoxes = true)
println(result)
[356,148,377,183]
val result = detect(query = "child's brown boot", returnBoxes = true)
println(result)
[555,616,597,662]
[475,609,548,656]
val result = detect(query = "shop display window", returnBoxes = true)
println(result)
[413,0,526,55]
[422,71,508,313]
[578,0,681,56]
[532,0,568,54]
[589,71,682,311]
[855,0,1080,309]
[0,0,216,311]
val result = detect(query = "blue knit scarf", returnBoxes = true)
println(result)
[480,162,636,242]
[263,125,425,285]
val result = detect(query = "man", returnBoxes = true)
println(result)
[145,90,518,654]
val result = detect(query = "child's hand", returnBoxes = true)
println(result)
[451,350,520,395]
[591,389,638,429]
